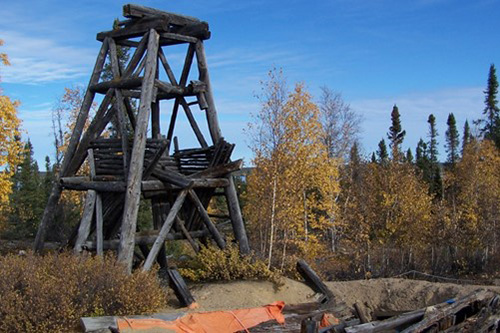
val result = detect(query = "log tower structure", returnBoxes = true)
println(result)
[34,4,250,273]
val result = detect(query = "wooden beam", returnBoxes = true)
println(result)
[194,40,222,144]
[179,97,208,148]
[189,159,243,178]
[88,150,104,256]
[34,39,109,253]
[118,29,160,273]
[123,4,202,26]
[296,260,334,303]
[108,37,130,176]
[187,189,226,249]
[224,175,250,254]
[122,32,149,78]
[73,190,97,254]
[160,32,198,44]
[90,77,143,93]
[97,17,169,42]
[143,189,188,271]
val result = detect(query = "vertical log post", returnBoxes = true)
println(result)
[224,175,250,254]
[194,40,222,144]
[88,150,104,256]
[118,29,160,273]
[34,39,110,253]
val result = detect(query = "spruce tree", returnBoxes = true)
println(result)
[482,64,500,147]
[387,104,406,159]
[462,120,471,153]
[376,139,389,165]
[445,113,460,165]
[427,114,442,198]
[5,140,44,238]
[406,148,414,164]
[371,152,377,164]
[416,138,430,177]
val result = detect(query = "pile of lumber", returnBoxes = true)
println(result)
[297,289,500,332]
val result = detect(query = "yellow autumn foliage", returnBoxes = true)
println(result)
[245,73,340,269]
[0,41,25,230]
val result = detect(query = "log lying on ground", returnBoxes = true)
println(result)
[296,259,334,303]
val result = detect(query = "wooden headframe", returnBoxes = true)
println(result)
[34,4,250,273]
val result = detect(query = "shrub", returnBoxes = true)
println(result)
[178,242,282,286]
[0,252,167,332]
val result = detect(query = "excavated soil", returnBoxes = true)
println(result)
[164,277,500,313]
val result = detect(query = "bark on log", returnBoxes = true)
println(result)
[118,29,160,273]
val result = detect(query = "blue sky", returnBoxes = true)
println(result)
[1,0,499,168]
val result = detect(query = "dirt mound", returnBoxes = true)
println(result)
[166,278,500,313]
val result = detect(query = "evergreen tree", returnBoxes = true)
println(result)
[376,139,389,165]
[445,113,460,165]
[427,114,442,198]
[462,120,472,153]
[406,148,414,164]
[427,114,439,164]
[387,105,406,159]
[482,64,500,147]
[4,140,45,238]
[371,152,377,164]
[416,138,430,177]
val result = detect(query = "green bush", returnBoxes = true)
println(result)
[178,242,282,286]
[0,252,167,332]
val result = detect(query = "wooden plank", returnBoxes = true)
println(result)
[224,175,250,254]
[34,39,110,253]
[118,29,160,273]
[187,189,226,249]
[158,48,178,85]
[143,189,188,271]
[194,40,221,144]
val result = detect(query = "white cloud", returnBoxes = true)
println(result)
[1,30,96,84]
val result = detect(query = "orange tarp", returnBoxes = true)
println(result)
[117,301,285,333]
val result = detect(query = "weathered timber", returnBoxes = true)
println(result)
[143,189,188,271]
[168,267,196,307]
[122,32,149,77]
[66,90,116,175]
[90,77,143,93]
[401,290,495,333]
[225,174,250,254]
[176,216,200,252]
[108,37,130,175]
[189,159,242,178]
[188,189,226,249]
[160,32,198,44]
[296,259,334,303]
[142,139,169,179]
[123,4,203,27]
[344,309,426,333]
[118,29,160,273]
[34,38,110,253]
[88,150,104,256]
[73,190,97,254]
[179,97,209,148]
[353,302,371,324]
[195,40,221,143]
[97,16,169,42]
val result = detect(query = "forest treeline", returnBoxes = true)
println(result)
[1,37,499,278]
[244,66,500,278]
